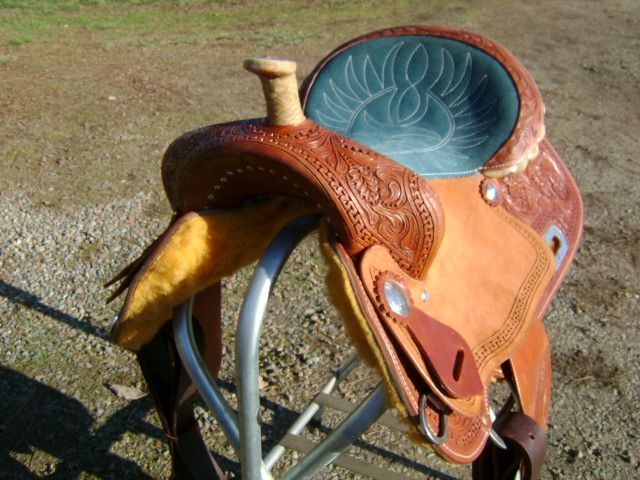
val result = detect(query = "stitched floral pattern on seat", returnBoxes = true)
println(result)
[306,36,520,178]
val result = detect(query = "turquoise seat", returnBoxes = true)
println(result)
[305,36,520,178]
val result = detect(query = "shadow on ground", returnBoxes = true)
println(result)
[0,366,157,479]
[0,279,456,479]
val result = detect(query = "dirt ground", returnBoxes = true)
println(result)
[1,0,639,478]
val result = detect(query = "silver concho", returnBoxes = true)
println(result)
[484,182,500,202]
[383,280,410,317]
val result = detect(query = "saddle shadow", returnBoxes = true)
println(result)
[0,278,457,478]
[0,366,163,479]
[0,280,107,340]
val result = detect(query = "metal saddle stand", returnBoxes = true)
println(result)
[173,214,447,479]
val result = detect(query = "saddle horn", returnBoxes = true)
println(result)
[244,57,306,126]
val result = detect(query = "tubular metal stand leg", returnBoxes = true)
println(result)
[174,296,275,480]
[235,215,320,480]
[174,214,391,479]
[281,383,387,480]
[174,298,240,449]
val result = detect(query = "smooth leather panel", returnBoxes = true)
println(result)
[374,268,483,399]
[422,175,555,374]
[333,240,491,463]
[357,177,557,414]
[360,245,485,417]
[507,317,552,429]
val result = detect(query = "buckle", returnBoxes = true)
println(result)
[419,393,449,445]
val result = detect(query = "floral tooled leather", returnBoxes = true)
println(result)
[499,139,584,316]
[162,119,443,279]
[500,140,580,238]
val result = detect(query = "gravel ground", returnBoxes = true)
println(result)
[1,191,166,478]
[1,0,639,478]
[0,190,462,479]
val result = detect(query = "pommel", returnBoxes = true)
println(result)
[243,57,306,126]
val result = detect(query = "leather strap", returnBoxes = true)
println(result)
[192,284,223,381]
[137,309,226,480]
[172,368,226,480]
[506,318,552,429]
[373,271,483,399]
[472,412,547,480]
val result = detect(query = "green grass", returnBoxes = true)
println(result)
[0,0,466,48]
[0,53,14,64]
[8,34,31,45]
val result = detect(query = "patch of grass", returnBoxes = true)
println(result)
[0,2,245,45]
[8,35,31,46]
[0,0,165,8]
[126,38,151,48]
[0,0,468,48]
[0,54,14,64]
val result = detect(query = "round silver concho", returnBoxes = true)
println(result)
[383,279,411,317]
[484,182,500,202]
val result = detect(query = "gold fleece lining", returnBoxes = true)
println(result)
[111,197,315,350]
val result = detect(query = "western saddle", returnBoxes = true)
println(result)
[107,26,583,479]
